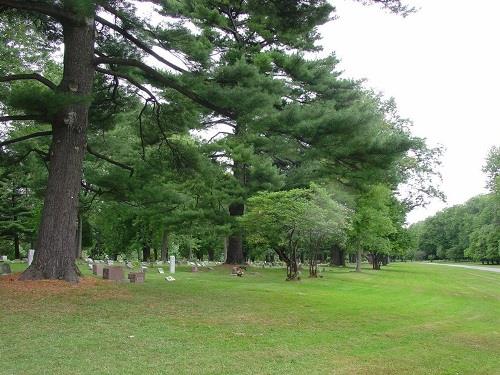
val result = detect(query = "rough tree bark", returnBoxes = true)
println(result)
[20,20,96,282]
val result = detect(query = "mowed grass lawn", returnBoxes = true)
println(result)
[1,262,499,375]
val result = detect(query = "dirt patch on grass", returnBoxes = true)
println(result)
[0,272,104,293]
[0,273,132,302]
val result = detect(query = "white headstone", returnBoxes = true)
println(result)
[158,268,165,274]
[28,249,35,266]
[1,255,7,262]
[169,256,175,274]
[165,276,175,282]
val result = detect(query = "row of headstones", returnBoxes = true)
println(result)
[89,256,177,283]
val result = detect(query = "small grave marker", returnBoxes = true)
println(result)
[92,264,105,277]
[1,255,7,262]
[165,276,175,282]
[0,263,11,275]
[128,272,145,283]
[158,268,165,274]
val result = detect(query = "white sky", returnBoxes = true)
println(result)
[317,0,500,223]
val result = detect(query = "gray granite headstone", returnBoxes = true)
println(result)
[0,263,11,275]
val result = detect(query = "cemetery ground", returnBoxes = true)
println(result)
[1,263,499,375]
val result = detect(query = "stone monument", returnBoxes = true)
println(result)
[169,255,175,274]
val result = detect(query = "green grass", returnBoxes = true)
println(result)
[1,262,499,375]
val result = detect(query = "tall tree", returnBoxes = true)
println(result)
[0,0,340,280]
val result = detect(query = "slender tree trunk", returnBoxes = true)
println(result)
[226,202,244,264]
[161,229,169,262]
[356,250,362,272]
[207,247,215,261]
[142,244,151,262]
[14,233,20,260]
[223,236,228,263]
[20,20,96,282]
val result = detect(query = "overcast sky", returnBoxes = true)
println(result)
[318,0,500,223]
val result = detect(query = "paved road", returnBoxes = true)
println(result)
[424,262,500,273]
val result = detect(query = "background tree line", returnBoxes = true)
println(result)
[409,146,499,264]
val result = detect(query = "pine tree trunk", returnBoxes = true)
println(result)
[161,229,169,262]
[14,233,20,260]
[143,244,151,262]
[20,20,95,282]
[226,202,244,264]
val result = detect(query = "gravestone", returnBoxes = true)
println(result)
[169,256,175,274]
[28,249,35,266]
[1,255,7,262]
[0,263,11,275]
[88,264,93,270]
[126,262,133,269]
[107,260,114,266]
[158,268,165,274]
[191,266,198,272]
[103,267,124,281]
[92,264,105,277]
[165,276,175,282]
[128,272,145,283]
[141,266,148,272]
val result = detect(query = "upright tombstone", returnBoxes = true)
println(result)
[0,263,11,275]
[103,267,124,281]
[92,264,105,277]
[169,256,175,274]
[27,249,35,266]
[1,255,7,262]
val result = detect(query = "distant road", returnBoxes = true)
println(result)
[423,263,500,273]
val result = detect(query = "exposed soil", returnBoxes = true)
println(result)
[1,272,111,295]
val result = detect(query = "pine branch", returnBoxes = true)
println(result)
[95,67,157,102]
[95,13,187,74]
[0,73,57,90]
[94,57,236,119]
[0,0,84,24]
[0,130,51,147]
[86,145,134,176]
[0,115,44,123]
